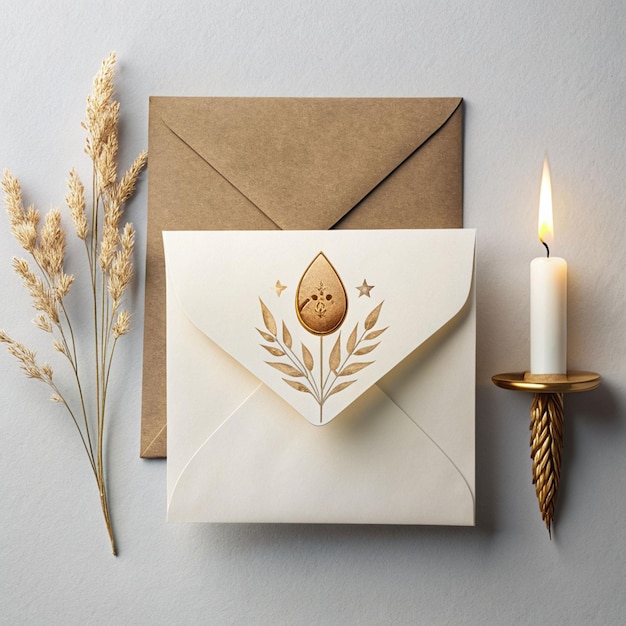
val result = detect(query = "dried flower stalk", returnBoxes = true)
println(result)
[1,53,147,555]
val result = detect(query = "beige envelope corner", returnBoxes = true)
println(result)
[141,96,465,458]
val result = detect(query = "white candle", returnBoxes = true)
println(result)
[530,157,567,374]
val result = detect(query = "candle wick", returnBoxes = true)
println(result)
[541,240,550,258]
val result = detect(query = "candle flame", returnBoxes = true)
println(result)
[538,156,553,250]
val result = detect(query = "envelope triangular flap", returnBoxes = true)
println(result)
[164,229,475,425]
[156,97,462,230]
[168,384,474,524]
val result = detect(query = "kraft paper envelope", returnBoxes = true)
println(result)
[165,229,475,524]
[142,97,464,458]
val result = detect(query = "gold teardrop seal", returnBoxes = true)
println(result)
[295,252,348,335]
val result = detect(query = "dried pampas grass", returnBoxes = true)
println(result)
[1,53,147,555]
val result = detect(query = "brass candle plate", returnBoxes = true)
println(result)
[492,371,600,394]
[492,370,600,537]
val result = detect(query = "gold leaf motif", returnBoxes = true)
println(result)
[346,323,358,354]
[364,301,384,331]
[296,252,347,335]
[326,380,356,398]
[354,342,380,356]
[259,298,277,336]
[256,328,275,342]
[283,379,314,395]
[338,361,373,376]
[329,333,341,373]
[258,261,387,426]
[265,361,304,377]
[302,343,314,371]
[282,321,292,349]
[261,345,286,357]
[364,327,387,341]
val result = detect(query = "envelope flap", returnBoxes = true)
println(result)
[154,97,462,230]
[168,384,474,524]
[164,229,475,426]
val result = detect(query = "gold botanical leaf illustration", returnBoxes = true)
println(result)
[364,301,384,331]
[329,333,341,373]
[259,298,277,336]
[326,380,356,397]
[364,326,388,341]
[338,361,373,376]
[354,342,380,356]
[261,345,286,357]
[265,361,304,377]
[259,281,387,424]
[346,323,358,354]
[302,342,314,371]
[256,328,275,342]
[282,321,292,349]
[282,378,314,395]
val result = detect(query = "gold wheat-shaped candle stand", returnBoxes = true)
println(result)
[491,371,600,537]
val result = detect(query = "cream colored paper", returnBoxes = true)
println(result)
[165,229,475,525]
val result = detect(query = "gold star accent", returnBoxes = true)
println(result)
[273,280,287,297]
[356,279,374,297]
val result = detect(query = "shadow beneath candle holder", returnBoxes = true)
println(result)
[551,380,621,539]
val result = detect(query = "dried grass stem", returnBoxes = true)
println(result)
[1,52,146,556]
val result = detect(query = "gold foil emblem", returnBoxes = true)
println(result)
[296,253,347,335]
[257,250,386,425]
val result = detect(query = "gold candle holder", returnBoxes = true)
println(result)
[491,371,600,537]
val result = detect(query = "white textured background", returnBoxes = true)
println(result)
[1,1,625,624]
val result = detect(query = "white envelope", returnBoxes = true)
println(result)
[165,229,476,525]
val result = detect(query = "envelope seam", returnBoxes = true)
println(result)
[377,385,475,510]
[330,98,463,230]
[168,383,265,512]
[160,116,283,229]
[142,424,167,457]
